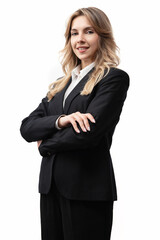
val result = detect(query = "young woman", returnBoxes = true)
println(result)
[20,7,129,240]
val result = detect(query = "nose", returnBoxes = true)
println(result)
[77,32,85,43]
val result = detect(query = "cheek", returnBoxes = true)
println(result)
[90,36,99,50]
[94,38,99,51]
[71,38,76,49]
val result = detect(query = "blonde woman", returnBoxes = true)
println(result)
[20,7,129,240]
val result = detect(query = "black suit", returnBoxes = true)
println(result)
[20,67,129,201]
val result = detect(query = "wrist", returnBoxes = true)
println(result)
[58,115,65,128]
[55,114,66,129]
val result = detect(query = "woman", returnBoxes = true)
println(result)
[20,7,129,240]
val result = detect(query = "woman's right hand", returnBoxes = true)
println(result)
[58,112,96,133]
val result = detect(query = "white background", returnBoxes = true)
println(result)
[0,0,160,239]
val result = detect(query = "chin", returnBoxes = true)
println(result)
[77,55,90,61]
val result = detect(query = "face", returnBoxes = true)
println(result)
[70,16,99,69]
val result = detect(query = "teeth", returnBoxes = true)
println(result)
[78,48,87,50]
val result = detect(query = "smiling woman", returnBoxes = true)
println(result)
[47,7,120,101]
[70,16,99,69]
[20,7,129,240]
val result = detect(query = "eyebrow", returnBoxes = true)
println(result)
[71,26,94,31]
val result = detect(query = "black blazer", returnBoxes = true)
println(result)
[20,67,129,201]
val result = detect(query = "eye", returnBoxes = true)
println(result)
[86,30,94,34]
[71,32,78,36]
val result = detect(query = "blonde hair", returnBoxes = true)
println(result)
[47,7,120,101]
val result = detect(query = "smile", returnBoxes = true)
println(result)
[77,47,89,53]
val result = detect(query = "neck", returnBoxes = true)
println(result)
[81,61,94,70]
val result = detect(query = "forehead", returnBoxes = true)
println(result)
[71,15,93,30]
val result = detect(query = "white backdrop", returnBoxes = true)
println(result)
[0,0,160,239]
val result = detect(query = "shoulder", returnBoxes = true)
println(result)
[107,67,129,79]
[102,67,130,87]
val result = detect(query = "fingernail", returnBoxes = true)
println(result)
[77,129,80,133]
[92,119,96,123]
[87,126,90,131]
[83,128,87,132]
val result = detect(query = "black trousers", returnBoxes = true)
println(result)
[40,177,114,240]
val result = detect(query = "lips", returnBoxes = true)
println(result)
[77,47,89,53]
[77,46,89,49]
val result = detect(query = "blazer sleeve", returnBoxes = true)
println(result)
[38,70,130,157]
[20,96,60,142]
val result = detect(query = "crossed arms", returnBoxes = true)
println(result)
[20,70,129,156]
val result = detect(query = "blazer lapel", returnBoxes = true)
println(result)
[53,77,72,114]
[64,67,95,114]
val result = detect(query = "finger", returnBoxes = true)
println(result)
[76,112,96,131]
[74,115,87,132]
[76,112,95,124]
[85,113,96,123]
[70,118,80,133]
[82,116,91,131]
[75,112,90,131]
[70,113,86,132]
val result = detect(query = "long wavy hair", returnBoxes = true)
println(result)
[47,7,120,101]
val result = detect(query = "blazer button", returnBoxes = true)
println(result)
[47,152,51,156]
